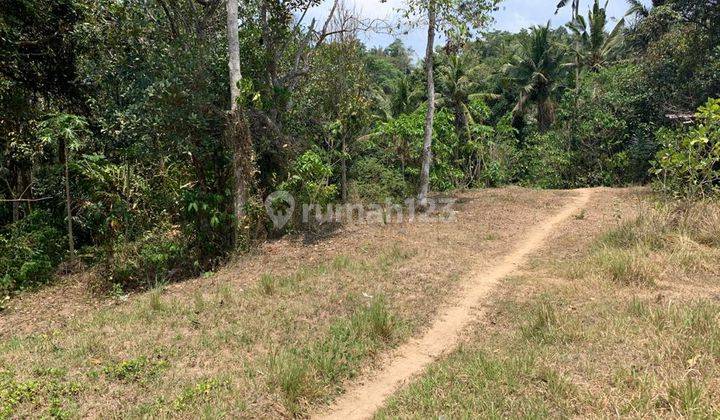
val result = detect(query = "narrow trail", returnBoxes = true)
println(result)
[315,189,593,420]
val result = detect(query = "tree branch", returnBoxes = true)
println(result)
[0,197,51,203]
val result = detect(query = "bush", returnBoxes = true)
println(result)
[348,157,409,202]
[104,226,192,291]
[519,131,574,189]
[279,150,337,208]
[653,98,720,199]
[544,64,655,187]
[0,211,65,296]
[276,150,337,229]
[471,114,520,187]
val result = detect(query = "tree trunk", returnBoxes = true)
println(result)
[538,99,556,133]
[417,0,436,209]
[226,0,254,244]
[226,0,242,113]
[341,135,348,203]
[11,201,19,224]
[11,168,19,223]
[61,141,75,257]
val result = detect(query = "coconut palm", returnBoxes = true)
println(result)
[568,0,626,72]
[625,0,650,18]
[556,0,582,19]
[437,54,481,144]
[390,74,423,118]
[505,24,566,132]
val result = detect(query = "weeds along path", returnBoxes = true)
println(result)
[315,189,593,420]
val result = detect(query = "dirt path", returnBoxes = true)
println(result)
[315,189,593,420]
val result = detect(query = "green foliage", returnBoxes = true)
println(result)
[104,226,191,291]
[567,0,625,72]
[0,372,38,419]
[172,378,228,412]
[73,154,154,241]
[0,211,65,297]
[2,0,720,301]
[36,113,89,152]
[0,368,82,419]
[102,356,169,382]
[558,64,655,186]
[519,131,574,189]
[506,24,566,132]
[373,106,463,192]
[348,157,409,203]
[279,150,337,208]
[653,98,720,199]
[471,114,519,187]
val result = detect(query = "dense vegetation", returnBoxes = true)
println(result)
[1,0,718,298]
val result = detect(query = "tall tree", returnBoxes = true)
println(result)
[225,0,255,241]
[568,0,625,72]
[556,0,581,19]
[37,114,89,257]
[506,24,566,132]
[417,0,437,209]
[437,53,482,145]
[409,0,497,208]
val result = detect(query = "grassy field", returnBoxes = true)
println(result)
[0,188,570,418]
[3,188,718,418]
[377,197,720,418]
[0,247,416,418]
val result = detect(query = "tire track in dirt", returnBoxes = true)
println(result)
[314,189,593,420]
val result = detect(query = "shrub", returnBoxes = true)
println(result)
[0,211,65,296]
[348,157,408,202]
[653,98,720,199]
[519,131,574,189]
[104,226,192,291]
[277,150,337,229]
[279,150,337,206]
[471,114,520,187]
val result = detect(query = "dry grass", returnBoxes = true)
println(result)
[378,193,720,418]
[0,187,573,418]
[0,248,410,418]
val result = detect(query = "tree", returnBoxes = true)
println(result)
[417,0,437,209]
[437,53,482,145]
[568,0,625,72]
[556,0,582,19]
[626,0,651,18]
[506,24,566,132]
[0,0,87,111]
[304,1,373,203]
[407,0,498,208]
[385,39,415,74]
[390,75,423,117]
[37,113,89,257]
[225,0,255,243]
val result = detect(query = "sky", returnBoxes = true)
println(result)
[306,0,650,59]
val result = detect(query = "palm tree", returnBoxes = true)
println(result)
[568,0,626,72]
[505,24,566,132]
[556,0,582,19]
[390,74,423,118]
[437,54,481,144]
[625,0,650,18]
